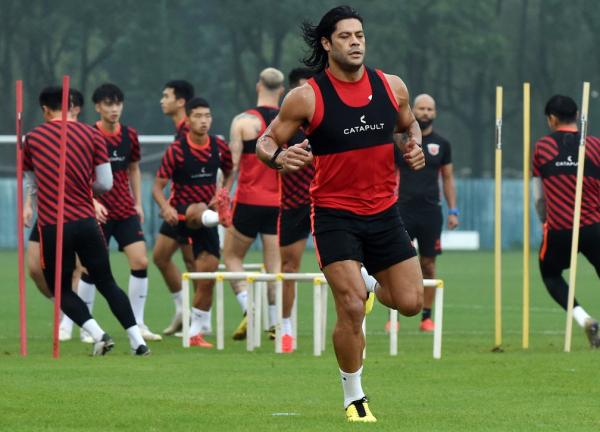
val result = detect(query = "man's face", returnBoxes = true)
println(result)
[413,97,437,130]
[188,106,212,136]
[322,18,365,72]
[95,100,123,124]
[161,88,181,115]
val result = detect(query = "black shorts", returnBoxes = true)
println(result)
[159,221,189,245]
[278,205,311,247]
[539,223,600,274]
[184,225,220,259]
[29,219,40,242]
[398,205,442,257]
[312,204,416,275]
[101,215,145,251]
[232,202,278,238]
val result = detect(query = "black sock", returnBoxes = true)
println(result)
[422,308,432,321]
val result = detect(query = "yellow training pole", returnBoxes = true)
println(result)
[564,82,591,352]
[522,83,531,349]
[494,86,503,350]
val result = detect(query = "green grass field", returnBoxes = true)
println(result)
[1,249,599,431]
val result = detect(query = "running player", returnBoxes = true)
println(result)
[23,86,148,356]
[153,97,233,347]
[533,94,600,347]
[224,68,284,340]
[155,80,199,335]
[71,83,161,342]
[256,6,425,422]
[395,94,458,332]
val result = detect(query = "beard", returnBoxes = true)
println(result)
[417,118,433,130]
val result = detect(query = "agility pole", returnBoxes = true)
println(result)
[522,82,531,349]
[16,80,27,356]
[494,86,503,351]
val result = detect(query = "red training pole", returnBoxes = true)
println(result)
[52,75,70,358]
[16,80,27,356]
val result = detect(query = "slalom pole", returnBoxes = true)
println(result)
[493,86,503,351]
[522,83,531,349]
[564,82,591,353]
[52,76,70,358]
[16,80,27,356]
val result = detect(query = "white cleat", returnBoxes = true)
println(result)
[163,313,183,336]
[140,325,163,342]
[80,329,94,344]
[59,328,72,342]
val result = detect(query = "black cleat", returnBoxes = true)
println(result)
[584,319,600,348]
[92,333,115,356]
[134,344,151,356]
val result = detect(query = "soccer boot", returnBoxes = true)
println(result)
[163,312,183,336]
[365,292,375,315]
[584,318,600,348]
[189,333,214,348]
[59,327,72,342]
[281,334,294,353]
[384,319,400,333]
[419,318,435,332]
[133,344,151,356]
[345,397,377,423]
[216,188,232,227]
[267,325,276,340]
[232,314,248,340]
[140,325,163,342]
[360,266,376,315]
[80,329,95,344]
[92,333,115,356]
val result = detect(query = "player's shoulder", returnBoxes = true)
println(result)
[213,134,228,147]
[534,133,558,149]
[377,70,406,90]
[122,124,139,137]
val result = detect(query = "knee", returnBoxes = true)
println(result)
[397,296,423,317]
[131,255,148,271]
[336,294,366,333]
[153,249,168,268]
[282,258,300,274]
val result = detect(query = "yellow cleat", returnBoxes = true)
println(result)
[345,397,377,423]
[232,314,248,340]
[365,291,375,315]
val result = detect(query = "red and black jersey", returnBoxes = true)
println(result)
[94,122,140,220]
[533,128,600,230]
[306,67,399,215]
[23,119,108,226]
[175,117,189,140]
[157,133,232,207]
[235,106,280,206]
[280,129,314,209]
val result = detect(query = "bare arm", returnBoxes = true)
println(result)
[533,177,546,222]
[152,176,178,225]
[441,163,459,229]
[128,161,144,223]
[24,171,36,228]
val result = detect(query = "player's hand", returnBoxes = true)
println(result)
[278,140,313,173]
[447,214,459,230]
[23,203,33,228]
[161,204,178,226]
[93,199,108,224]
[403,139,425,170]
[134,204,145,224]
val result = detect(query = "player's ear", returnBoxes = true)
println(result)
[321,36,331,52]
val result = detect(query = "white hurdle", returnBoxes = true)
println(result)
[181,272,328,355]
[388,279,445,359]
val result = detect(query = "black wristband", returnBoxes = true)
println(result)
[268,147,284,169]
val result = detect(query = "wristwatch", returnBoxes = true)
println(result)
[448,208,460,216]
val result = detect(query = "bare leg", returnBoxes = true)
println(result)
[222,226,254,295]
[261,233,281,306]
[280,239,307,318]
[27,240,52,298]
[192,252,219,311]
[153,234,182,294]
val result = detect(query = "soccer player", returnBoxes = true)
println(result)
[256,6,425,422]
[277,67,314,352]
[224,68,284,340]
[23,86,148,356]
[155,80,199,335]
[70,83,162,342]
[533,94,600,347]
[395,94,458,332]
[153,97,233,348]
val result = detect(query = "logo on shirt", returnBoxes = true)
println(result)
[555,155,577,167]
[190,166,213,179]
[110,149,126,163]
[427,143,440,156]
[344,114,384,135]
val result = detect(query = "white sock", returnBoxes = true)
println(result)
[126,325,146,350]
[340,366,366,408]
[190,307,211,336]
[59,314,74,334]
[268,305,277,328]
[236,291,248,313]
[360,266,378,293]
[201,209,219,227]
[172,291,183,315]
[282,317,292,335]
[82,319,105,342]
[573,306,591,328]
[78,279,96,313]
[128,274,148,326]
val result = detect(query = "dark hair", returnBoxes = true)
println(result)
[164,80,195,102]
[288,67,314,88]
[92,83,124,104]
[38,86,72,111]
[185,97,210,116]
[70,88,84,108]
[301,5,363,72]
[545,95,578,123]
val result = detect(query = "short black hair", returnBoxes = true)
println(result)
[70,88,84,108]
[39,86,72,111]
[92,83,124,104]
[164,80,195,102]
[545,95,578,123]
[288,67,313,88]
[185,97,210,116]
[301,5,363,72]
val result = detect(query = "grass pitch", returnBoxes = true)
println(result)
[1,249,599,431]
